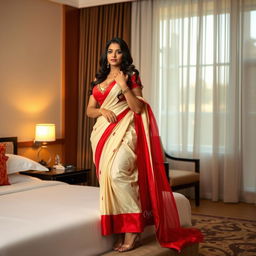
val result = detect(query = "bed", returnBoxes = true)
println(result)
[0,137,193,256]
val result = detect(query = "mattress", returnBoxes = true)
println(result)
[0,174,192,256]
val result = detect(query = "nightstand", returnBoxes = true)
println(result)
[20,168,90,185]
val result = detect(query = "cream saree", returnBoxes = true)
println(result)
[90,81,203,251]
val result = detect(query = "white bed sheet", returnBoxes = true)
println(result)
[0,174,191,256]
[0,173,62,196]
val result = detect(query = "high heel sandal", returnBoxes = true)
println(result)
[118,233,141,253]
[112,234,124,251]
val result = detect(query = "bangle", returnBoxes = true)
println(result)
[122,87,130,94]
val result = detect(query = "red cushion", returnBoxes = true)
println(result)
[0,143,10,186]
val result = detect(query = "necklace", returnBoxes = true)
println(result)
[98,84,108,93]
[108,72,118,79]
[97,72,119,93]
[98,72,118,93]
[98,80,114,93]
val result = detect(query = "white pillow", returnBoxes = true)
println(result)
[6,154,49,174]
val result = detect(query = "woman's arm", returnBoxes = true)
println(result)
[115,71,144,114]
[86,95,117,123]
[86,95,101,118]
[121,86,144,114]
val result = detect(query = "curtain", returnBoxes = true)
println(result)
[77,3,131,186]
[132,0,256,203]
[241,1,256,203]
[131,0,153,102]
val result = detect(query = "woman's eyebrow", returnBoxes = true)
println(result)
[108,48,121,51]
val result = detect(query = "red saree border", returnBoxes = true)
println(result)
[95,108,130,178]
[101,213,144,235]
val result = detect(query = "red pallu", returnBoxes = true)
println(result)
[134,103,203,251]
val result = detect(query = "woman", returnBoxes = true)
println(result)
[87,38,203,252]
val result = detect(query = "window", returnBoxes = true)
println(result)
[157,8,230,153]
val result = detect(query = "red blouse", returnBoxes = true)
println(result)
[92,74,142,106]
[129,74,142,90]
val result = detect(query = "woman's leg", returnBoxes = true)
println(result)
[112,233,124,251]
[110,142,141,214]
[118,232,140,252]
[110,126,142,250]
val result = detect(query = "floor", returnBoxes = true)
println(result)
[190,199,256,220]
[103,200,256,256]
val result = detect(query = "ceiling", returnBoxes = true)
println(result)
[49,0,134,8]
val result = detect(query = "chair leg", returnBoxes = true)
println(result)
[195,182,200,207]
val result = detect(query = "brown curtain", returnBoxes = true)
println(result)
[77,3,131,186]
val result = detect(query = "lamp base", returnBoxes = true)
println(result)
[39,159,48,166]
[37,145,51,167]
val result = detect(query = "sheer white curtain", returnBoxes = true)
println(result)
[132,0,256,203]
[241,2,256,203]
[131,0,153,102]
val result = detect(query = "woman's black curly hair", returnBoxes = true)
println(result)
[90,37,141,94]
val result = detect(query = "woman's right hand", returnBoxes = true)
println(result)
[100,108,117,123]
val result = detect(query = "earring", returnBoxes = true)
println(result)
[107,63,110,68]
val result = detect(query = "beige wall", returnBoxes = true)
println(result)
[0,0,63,142]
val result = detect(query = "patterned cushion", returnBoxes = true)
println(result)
[0,143,10,186]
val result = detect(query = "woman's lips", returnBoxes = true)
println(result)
[111,59,117,62]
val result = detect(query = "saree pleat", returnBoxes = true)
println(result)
[90,82,203,251]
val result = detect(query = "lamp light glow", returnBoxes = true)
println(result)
[35,124,56,142]
[35,124,56,167]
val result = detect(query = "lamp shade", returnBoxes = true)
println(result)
[35,124,56,142]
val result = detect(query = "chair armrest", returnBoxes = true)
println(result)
[165,152,200,173]
[164,161,170,179]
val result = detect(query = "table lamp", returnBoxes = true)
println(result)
[35,124,56,166]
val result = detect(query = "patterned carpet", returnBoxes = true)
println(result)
[192,214,256,256]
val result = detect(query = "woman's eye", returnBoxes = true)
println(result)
[117,51,122,54]
[107,50,112,54]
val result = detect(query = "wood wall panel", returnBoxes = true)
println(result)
[64,6,80,165]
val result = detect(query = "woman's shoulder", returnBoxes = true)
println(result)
[131,72,137,78]
[129,72,143,89]
[130,72,140,81]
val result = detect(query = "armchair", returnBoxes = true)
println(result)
[164,152,200,206]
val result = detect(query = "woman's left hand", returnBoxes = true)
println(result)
[115,71,128,89]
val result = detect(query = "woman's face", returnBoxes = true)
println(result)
[107,43,123,68]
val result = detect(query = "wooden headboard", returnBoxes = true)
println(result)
[0,137,18,154]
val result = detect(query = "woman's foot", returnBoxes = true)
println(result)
[112,234,124,251]
[118,233,141,252]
